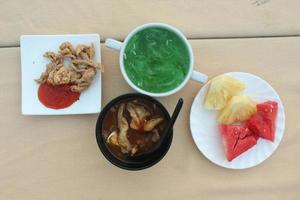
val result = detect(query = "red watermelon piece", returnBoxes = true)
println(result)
[248,101,278,141]
[219,124,257,161]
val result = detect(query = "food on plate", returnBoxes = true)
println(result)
[35,42,102,109]
[204,75,245,110]
[218,100,278,161]
[36,42,102,92]
[218,94,257,124]
[248,101,278,141]
[102,98,166,160]
[202,74,280,161]
[219,124,257,161]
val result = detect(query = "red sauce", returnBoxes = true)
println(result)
[38,83,80,109]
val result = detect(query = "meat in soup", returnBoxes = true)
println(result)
[102,98,166,160]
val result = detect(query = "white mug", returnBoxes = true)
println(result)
[105,23,208,97]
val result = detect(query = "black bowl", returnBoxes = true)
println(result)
[95,93,173,170]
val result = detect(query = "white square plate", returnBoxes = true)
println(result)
[20,34,101,115]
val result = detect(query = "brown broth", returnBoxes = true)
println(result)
[102,98,166,161]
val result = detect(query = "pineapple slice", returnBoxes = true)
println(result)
[219,94,257,124]
[204,75,245,110]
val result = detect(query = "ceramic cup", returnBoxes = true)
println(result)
[105,23,208,97]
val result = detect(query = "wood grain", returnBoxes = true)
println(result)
[0,0,300,46]
[0,37,299,199]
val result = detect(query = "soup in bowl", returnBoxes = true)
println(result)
[95,93,173,170]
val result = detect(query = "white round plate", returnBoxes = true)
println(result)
[190,72,285,169]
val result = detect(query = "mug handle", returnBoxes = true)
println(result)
[105,38,123,51]
[191,70,209,84]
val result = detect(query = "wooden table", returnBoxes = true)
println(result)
[0,1,300,199]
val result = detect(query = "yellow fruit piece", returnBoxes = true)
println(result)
[204,75,245,110]
[219,94,257,124]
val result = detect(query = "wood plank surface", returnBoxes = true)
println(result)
[1,0,300,46]
[0,37,299,199]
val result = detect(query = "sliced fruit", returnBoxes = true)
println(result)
[204,75,245,110]
[219,124,257,161]
[257,101,278,126]
[248,101,278,141]
[218,94,257,124]
[248,114,270,141]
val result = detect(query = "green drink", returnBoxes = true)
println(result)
[124,27,190,93]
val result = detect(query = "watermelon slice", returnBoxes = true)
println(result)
[248,101,278,141]
[219,124,257,161]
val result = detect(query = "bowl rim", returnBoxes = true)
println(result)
[95,93,173,170]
